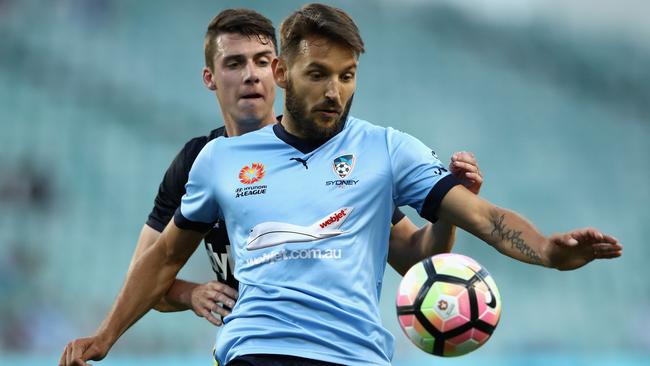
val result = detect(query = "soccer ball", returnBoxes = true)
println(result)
[335,162,351,177]
[396,253,501,357]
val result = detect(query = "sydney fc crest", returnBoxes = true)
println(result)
[332,154,355,179]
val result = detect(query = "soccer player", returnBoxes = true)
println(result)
[60,4,622,366]
[134,9,483,327]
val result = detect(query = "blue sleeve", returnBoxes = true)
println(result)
[386,127,460,222]
[173,140,222,233]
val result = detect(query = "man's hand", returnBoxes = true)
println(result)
[189,280,238,326]
[450,151,482,195]
[59,222,204,365]
[546,228,622,270]
[59,336,109,366]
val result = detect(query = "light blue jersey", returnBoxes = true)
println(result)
[175,117,459,365]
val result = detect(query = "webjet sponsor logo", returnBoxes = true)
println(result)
[244,207,352,265]
[246,207,353,251]
[318,208,348,229]
[246,248,342,266]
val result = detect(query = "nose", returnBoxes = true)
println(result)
[324,80,340,102]
[243,61,260,84]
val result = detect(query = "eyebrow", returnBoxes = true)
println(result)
[222,50,274,62]
[305,61,357,72]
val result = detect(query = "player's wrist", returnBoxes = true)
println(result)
[540,237,556,269]
[92,329,117,355]
[168,279,200,309]
[180,283,199,308]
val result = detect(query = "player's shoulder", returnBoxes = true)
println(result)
[345,116,393,141]
[209,123,276,150]
[180,126,226,156]
[207,126,226,141]
[345,116,425,153]
[347,116,388,130]
[349,117,413,139]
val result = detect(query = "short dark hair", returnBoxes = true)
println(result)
[204,9,277,70]
[279,3,365,61]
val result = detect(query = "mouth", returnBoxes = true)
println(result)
[240,93,264,100]
[314,108,341,118]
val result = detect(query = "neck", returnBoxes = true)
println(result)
[223,113,276,137]
[278,109,305,139]
[280,108,348,142]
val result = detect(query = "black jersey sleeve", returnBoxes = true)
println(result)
[420,174,461,223]
[146,137,208,232]
[391,207,406,225]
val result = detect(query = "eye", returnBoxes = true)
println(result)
[256,58,270,67]
[309,71,324,81]
[226,61,240,69]
[341,72,355,82]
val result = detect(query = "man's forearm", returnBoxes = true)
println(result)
[427,219,456,255]
[132,224,199,313]
[94,235,191,350]
[475,206,549,267]
[409,220,456,262]
[388,218,458,276]
[439,186,551,267]
[154,279,200,312]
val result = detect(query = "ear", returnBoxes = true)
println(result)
[202,67,217,91]
[272,58,287,89]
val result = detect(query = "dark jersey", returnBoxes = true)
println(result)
[146,126,407,290]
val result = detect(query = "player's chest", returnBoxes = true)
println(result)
[214,148,390,211]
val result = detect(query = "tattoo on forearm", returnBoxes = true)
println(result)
[490,214,542,264]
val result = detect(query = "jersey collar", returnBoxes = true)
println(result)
[272,115,347,155]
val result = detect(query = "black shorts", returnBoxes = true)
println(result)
[226,354,345,366]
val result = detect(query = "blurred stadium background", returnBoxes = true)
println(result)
[1,0,648,365]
